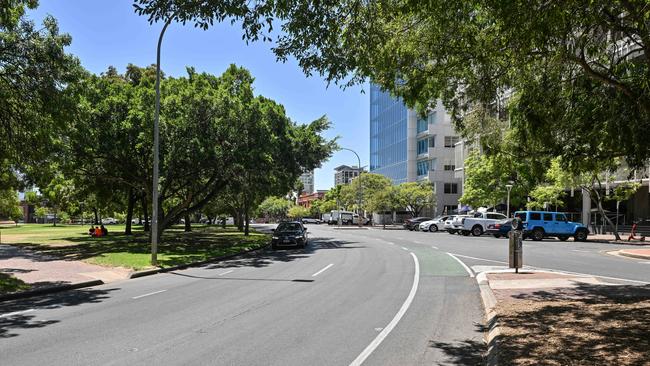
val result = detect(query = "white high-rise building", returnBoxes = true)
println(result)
[299,170,315,195]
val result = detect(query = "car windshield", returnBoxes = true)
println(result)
[276,223,302,232]
[514,212,527,221]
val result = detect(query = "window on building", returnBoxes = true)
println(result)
[444,136,460,148]
[429,136,435,148]
[444,183,458,194]
[417,118,428,134]
[417,160,429,176]
[443,205,457,214]
[417,138,428,155]
[428,111,437,124]
[444,164,455,171]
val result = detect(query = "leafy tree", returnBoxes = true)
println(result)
[395,182,436,218]
[35,206,48,222]
[527,185,566,211]
[366,185,402,228]
[257,196,292,222]
[0,189,22,221]
[41,174,75,226]
[339,173,391,213]
[1,1,82,188]
[288,205,310,219]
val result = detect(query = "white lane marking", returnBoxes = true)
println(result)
[218,270,234,276]
[401,246,409,251]
[132,290,167,299]
[386,242,395,245]
[414,241,424,244]
[450,253,507,264]
[0,309,35,318]
[571,250,591,253]
[431,246,439,250]
[349,252,420,366]
[450,253,649,285]
[447,253,475,277]
[639,261,650,264]
[312,264,334,277]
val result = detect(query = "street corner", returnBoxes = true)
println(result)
[474,268,650,366]
[611,248,650,261]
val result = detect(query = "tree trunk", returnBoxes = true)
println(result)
[221,217,226,229]
[53,210,57,227]
[141,194,150,232]
[93,208,99,225]
[125,187,135,235]
[591,187,621,241]
[184,213,191,232]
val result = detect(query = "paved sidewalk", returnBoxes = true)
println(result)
[0,245,130,290]
[476,267,650,366]
[618,248,650,260]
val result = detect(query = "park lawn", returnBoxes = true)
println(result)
[0,224,270,270]
[0,273,31,293]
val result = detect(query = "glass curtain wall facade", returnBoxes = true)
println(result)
[370,84,408,183]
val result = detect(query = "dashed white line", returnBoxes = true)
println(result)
[431,246,439,250]
[312,263,334,277]
[571,250,591,253]
[218,270,234,276]
[0,309,35,318]
[132,290,167,299]
[401,246,409,251]
[447,253,475,277]
[349,252,420,366]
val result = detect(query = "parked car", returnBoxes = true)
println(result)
[271,221,308,249]
[419,216,449,232]
[301,218,322,224]
[444,216,458,234]
[450,215,473,235]
[486,219,512,238]
[460,212,508,236]
[101,217,118,224]
[513,211,589,241]
[404,217,432,231]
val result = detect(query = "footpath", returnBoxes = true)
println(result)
[475,266,650,366]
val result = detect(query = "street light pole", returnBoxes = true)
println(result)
[151,14,176,266]
[340,148,363,227]
[505,184,513,218]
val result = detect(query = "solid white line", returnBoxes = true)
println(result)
[450,253,649,285]
[349,252,420,366]
[0,309,35,318]
[447,253,475,277]
[218,270,234,276]
[312,264,334,277]
[414,241,424,244]
[401,246,409,251]
[571,250,591,253]
[431,246,439,250]
[132,290,167,299]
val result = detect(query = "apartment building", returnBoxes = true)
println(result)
[298,170,315,195]
[370,84,462,216]
[334,165,365,186]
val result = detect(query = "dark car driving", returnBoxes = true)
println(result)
[271,221,308,249]
[403,217,432,231]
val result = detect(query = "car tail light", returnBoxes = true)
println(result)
[495,224,501,229]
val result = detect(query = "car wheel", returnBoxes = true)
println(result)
[471,225,483,236]
[447,230,456,235]
[493,234,501,238]
[558,235,569,241]
[532,228,544,241]
[429,225,438,232]
[574,229,588,242]
[461,230,470,236]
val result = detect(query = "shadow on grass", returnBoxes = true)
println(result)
[0,286,118,338]
[497,283,650,365]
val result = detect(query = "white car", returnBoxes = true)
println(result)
[460,212,508,236]
[301,218,322,224]
[444,216,458,234]
[419,216,449,232]
[449,215,472,234]
[101,217,118,224]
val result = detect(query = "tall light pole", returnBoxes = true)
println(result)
[505,184,513,218]
[151,13,176,266]
[340,147,363,227]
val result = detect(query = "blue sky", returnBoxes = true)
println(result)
[29,1,369,191]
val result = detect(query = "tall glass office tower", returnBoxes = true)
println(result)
[369,84,408,183]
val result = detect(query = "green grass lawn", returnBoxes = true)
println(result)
[0,272,31,293]
[0,223,270,270]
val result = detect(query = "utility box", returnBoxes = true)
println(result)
[509,230,523,271]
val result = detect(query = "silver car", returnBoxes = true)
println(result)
[419,216,449,232]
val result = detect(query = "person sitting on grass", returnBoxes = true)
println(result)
[93,226,102,237]
[88,226,95,236]
[100,225,108,236]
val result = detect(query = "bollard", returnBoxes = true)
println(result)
[509,217,524,273]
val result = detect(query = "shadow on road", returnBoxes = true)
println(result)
[428,339,485,365]
[0,287,118,338]
[496,283,650,365]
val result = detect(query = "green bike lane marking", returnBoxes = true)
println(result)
[407,245,469,277]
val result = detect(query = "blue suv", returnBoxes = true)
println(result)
[513,211,589,242]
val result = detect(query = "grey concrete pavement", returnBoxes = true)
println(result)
[0,225,484,366]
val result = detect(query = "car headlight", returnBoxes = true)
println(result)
[295,235,304,239]
[272,236,279,239]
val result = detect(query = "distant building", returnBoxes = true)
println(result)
[298,170,315,195]
[297,190,328,209]
[369,83,462,216]
[334,165,366,186]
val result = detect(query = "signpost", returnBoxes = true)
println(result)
[509,217,524,273]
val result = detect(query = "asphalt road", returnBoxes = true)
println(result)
[0,225,485,366]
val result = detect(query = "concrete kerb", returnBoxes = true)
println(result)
[129,243,271,279]
[0,279,104,302]
[476,272,500,366]
[615,250,650,260]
